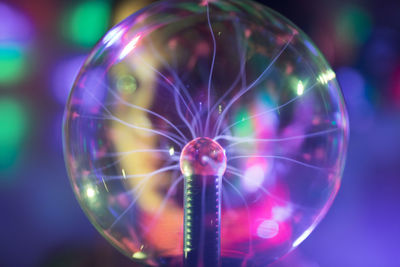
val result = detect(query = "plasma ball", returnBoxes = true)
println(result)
[180,137,227,177]
[63,0,350,265]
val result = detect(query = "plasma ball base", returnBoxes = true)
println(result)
[183,174,221,267]
[180,137,226,267]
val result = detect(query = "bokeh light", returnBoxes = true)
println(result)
[52,55,86,105]
[335,5,372,46]
[0,98,29,173]
[64,1,111,47]
[0,45,25,85]
[0,3,32,85]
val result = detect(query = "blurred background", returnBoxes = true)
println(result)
[0,0,399,266]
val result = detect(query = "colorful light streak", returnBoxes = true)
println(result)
[292,228,313,248]
[119,34,142,61]
[318,70,336,85]
[103,25,124,48]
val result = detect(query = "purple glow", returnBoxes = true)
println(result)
[52,55,86,105]
[272,206,292,221]
[257,220,279,239]
[243,164,265,192]
[337,67,365,103]
[80,68,107,110]
[0,3,33,42]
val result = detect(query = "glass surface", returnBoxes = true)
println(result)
[63,0,349,266]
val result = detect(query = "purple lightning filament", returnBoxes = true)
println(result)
[63,0,349,266]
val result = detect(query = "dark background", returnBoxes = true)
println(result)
[0,0,399,266]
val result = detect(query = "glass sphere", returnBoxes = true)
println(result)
[63,0,349,266]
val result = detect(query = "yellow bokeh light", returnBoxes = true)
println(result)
[297,81,304,95]
[86,187,95,198]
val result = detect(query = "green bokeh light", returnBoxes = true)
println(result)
[117,74,137,93]
[0,45,26,85]
[336,6,372,45]
[67,1,111,47]
[0,98,28,171]
[233,108,254,138]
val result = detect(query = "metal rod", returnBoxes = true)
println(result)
[183,174,221,267]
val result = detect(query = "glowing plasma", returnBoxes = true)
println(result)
[63,0,349,266]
